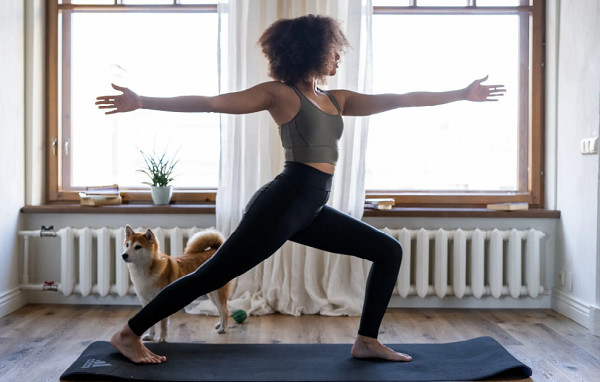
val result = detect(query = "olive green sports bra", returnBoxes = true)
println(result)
[278,83,343,165]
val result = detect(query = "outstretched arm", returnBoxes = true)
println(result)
[95,83,275,115]
[331,75,506,117]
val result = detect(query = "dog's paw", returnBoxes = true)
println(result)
[159,338,168,343]
[215,322,226,333]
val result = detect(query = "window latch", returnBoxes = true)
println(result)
[51,137,58,156]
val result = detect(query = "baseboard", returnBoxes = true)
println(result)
[552,289,592,329]
[591,305,600,336]
[0,288,27,318]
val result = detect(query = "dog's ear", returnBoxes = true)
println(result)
[144,229,155,243]
[125,225,134,238]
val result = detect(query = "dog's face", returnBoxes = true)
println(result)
[122,225,158,265]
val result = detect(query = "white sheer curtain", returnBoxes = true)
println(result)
[187,0,374,317]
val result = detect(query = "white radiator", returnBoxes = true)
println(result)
[382,228,545,299]
[19,226,208,297]
[19,226,546,300]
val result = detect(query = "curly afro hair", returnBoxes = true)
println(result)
[259,14,349,84]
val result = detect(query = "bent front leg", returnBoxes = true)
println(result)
[290,206,403,338]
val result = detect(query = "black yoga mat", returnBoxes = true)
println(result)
[61,336,531,382]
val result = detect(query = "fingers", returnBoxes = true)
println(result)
[487,84,506,91]
[95,100,115,112]
[95,96,115,103]
[486,83,506,100]
[488,88,506,95]
[477,74,489,83]
[96,85,127,114]
[485,89,505,101]
[95,97,117,114]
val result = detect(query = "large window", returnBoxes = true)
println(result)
[47,0,544,207]
[47,1,219,203]
[367,0,544,207]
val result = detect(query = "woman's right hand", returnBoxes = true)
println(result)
[95,83,142,114]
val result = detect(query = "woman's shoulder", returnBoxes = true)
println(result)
[260,80,291,91]
[246,81,291,96]
[255,81,298,101]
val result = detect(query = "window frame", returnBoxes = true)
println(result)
[367,0,545,208]
[46,0,545,208]
[46,0,219,204]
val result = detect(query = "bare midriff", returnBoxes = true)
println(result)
[305,162,336,175]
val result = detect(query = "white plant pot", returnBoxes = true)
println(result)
[151,186,173,205]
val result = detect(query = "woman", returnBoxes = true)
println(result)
[96,14,505,364]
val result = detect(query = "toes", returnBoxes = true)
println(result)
[397,352,412,362]
[141,355,166,364]
[147,349,162,358]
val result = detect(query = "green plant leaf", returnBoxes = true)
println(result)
[138,149,178,187]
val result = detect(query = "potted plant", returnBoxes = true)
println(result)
[138,149,178,205]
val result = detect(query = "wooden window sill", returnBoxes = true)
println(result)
[363,207,559,218]
[21,203,560,219]
[20,203,216,215]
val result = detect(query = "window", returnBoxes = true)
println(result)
[367,0,544,207]
[47,1,219,203]
[47,0,545,208]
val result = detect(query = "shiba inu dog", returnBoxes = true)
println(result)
[122,225,231,342]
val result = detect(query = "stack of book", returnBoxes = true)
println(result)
[79,184,122,206]
[486,202,529,211]
[365,198,395,210]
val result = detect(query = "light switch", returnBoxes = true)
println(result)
[580,137,598,155]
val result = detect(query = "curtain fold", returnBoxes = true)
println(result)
[187,0,374,318]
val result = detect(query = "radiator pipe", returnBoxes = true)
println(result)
[22,236,29,285]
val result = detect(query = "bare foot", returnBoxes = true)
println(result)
[351,335,412,362]
[110,324,167,364]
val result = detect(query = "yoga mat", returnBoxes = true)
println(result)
[61,336,531,381]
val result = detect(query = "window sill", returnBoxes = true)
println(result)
[363,207,560,219]
[20,203,216,214]
[21,203,560,219]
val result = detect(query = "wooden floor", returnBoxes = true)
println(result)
[0,305,599,382]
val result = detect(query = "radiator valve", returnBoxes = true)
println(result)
[43,281,58,292]
[40,225,57,237]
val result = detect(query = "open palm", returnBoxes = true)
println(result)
[465,75,506,102]
[95,83,141,114]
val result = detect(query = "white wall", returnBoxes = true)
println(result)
[0,0,27,316]
[551,0,600,333]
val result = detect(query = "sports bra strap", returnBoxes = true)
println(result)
[286,83,341,114]
[321,90,341,114]
[286,83,304,97]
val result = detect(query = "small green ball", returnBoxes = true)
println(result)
[232,309,247,323]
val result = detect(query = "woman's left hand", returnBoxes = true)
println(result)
[465,75,506,102]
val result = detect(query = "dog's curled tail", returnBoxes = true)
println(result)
[184,229,224,254]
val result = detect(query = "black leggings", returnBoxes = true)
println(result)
[128,161,403,338]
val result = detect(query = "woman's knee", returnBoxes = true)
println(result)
[374,233,403,268]
[388,238,403,268]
